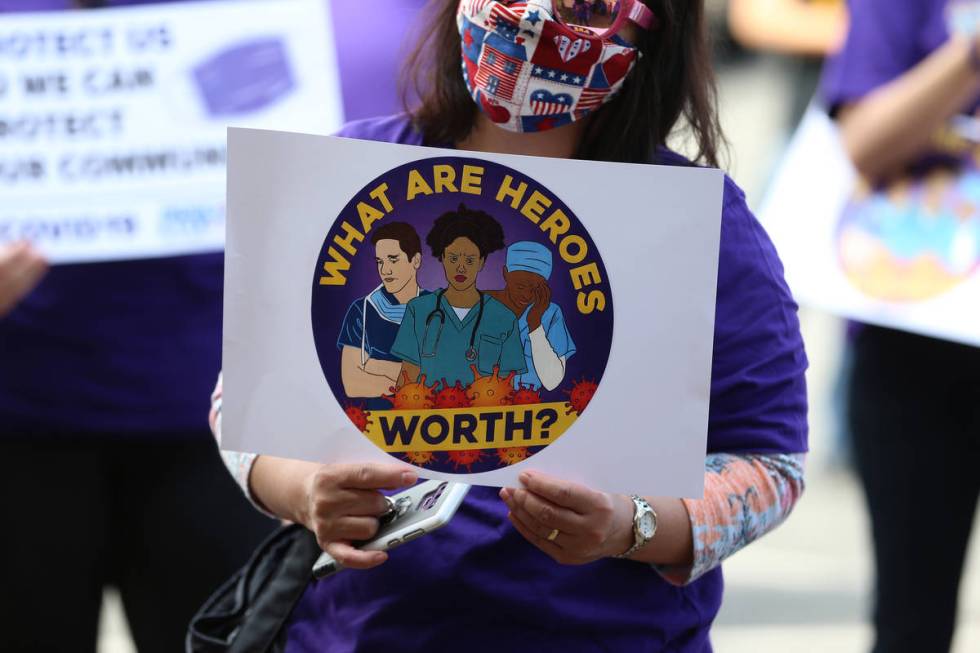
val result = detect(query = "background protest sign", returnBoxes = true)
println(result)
[222,129,724,498]
[0,0,342,264]
[759,107,980,347]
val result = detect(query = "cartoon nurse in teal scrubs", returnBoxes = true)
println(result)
[391,205,526,387]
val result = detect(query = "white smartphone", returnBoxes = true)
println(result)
[311,480,470,579]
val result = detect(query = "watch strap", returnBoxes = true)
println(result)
[614,495,657,559]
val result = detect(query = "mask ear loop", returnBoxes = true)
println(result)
[627,1,658,31]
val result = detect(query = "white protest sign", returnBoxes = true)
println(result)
[759,107,980,347]
[222,128,724,498]
[0,0,342,264]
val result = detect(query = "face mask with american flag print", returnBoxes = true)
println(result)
[457,0,641,133]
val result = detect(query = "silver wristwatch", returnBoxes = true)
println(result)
[615,495,658,559]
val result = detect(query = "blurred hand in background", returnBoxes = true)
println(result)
[0,241,47,317]
[728,0,849,57]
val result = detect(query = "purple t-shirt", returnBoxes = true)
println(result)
[282,115,809,653]
[821,0,978,113]
[0,0,424,435]
[821,0,978,339]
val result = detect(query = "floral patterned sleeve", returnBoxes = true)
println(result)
[209,373,266,513]
[656,452,807,586]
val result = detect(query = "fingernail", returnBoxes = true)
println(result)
[518,472,531,485]
[401,471,418,485]
[499,488,511,503]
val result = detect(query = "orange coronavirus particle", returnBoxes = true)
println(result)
[496,446,530,466]
[385,372,436,410]
[447,448,484,471]
[343,403,371,433]
[433,379,472,409]
[466,364,516,407]
[564,377,598,416]
[511,384,542,405]
[403,450,437,466]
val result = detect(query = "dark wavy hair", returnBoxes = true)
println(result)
[401,0,724,166]
[370,221,423,260]
[426,204,506,260]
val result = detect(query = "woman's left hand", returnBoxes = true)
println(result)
[500,471,635,564]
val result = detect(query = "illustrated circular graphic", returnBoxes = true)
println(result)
[837,168,980,301]
[311,156,614,474]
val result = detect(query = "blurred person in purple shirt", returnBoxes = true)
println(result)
[0,1,425,651]
[822,0,980,651]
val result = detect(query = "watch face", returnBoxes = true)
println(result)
[638,512,656,539]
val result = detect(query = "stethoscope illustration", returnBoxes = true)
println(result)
[423,289,486,362]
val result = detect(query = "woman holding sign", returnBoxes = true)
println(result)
[212,1,808,650]
[821,0,980,650]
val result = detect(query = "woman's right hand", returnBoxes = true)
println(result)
[300,463,418,569]
[0,241,47,317]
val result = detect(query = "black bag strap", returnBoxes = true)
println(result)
[187,523,322,653]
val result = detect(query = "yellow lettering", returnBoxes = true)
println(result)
[361,402,577,453]
[333,221,364,257]
[318,246,351,285]
[558,234,588,264]
[406,169,434,201]
[461,165,484,195]
[576,289,606,314]
[520,190,551,224]
[369,182,394,212]
[357,201,385,233]
[495,175,527,208]
[540,209,571,244]
[432,164,459,193]
[570,262,602,290]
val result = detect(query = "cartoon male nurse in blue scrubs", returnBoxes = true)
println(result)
[337,222,427,408]
[489,241,576,391]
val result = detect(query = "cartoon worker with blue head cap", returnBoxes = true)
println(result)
[489,241,576,391]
